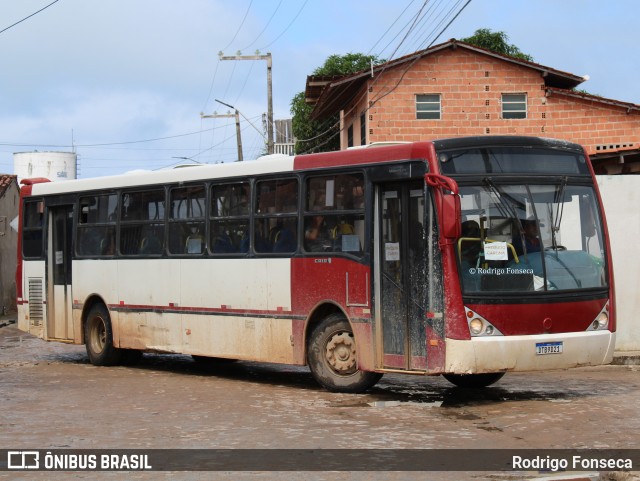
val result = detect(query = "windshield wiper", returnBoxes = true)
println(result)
[549,176,568,250]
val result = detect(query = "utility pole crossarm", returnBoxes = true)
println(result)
[200,110,243,162]
[218,52,273,154]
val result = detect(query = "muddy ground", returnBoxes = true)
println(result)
[1,323,639,481]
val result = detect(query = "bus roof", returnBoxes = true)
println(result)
[24,142,436,196]
[25,154,295,196]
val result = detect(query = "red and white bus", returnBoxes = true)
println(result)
[16,136,615,392]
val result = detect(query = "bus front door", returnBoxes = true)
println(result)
[47,205,74,341]
[376,181,427,371]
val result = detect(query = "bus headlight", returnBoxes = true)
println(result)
[465,308,503,337]
[469,318,484,335]
[593,312,608,330]
[587,302,609,331]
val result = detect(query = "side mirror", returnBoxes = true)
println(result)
[442,193,461,239]
[425,173,461,240]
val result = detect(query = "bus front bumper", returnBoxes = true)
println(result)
[444,330,615,374]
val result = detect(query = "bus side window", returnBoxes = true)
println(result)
[168,184,205,255]
[77,194,117,257]
[303,173,364,255]
[254,178,298,254]
[210,182,250,255]
[120,189,166,256]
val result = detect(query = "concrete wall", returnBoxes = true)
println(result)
[0,182,18,314]
[597,175,640,351]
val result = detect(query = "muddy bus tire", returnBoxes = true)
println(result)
[85,304,122,366]
[443,372,505,388]
[307,313,382,393]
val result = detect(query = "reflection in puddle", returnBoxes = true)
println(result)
[329,399,443,408]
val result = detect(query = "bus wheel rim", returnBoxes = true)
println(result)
[91,317,106,353]
[325,331,357,375]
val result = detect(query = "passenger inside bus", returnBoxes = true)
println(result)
[100,233,115,256]
[304,190,333,254]
[513,218,541,255]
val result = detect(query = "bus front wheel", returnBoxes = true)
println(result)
[307,313,382,393]
[443,372,505,388]
[85,304,122,366]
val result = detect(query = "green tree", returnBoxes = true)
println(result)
[461,28,533,62]
[291,53,384,154]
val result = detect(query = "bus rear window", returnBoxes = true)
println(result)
[22,200,44,258]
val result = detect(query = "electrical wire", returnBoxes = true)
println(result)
[297,0,472,152]
[201,60,221,113]
[367,0,418,56]
[0,0,61,35]
[257,0,308,51]
[0,123,236,149]
[220,0,254,52]
[239,0,283,52]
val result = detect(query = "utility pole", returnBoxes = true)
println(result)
[201,109,243,162]
[219,51,273,154]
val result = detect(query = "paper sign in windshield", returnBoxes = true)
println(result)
[484,242,508,261]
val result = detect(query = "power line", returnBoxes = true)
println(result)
[221,0,254,52]
[298,0,472,153]
[239,0,283,52]
[201,60,221,113]
[0,0,61,35]
[0,123,239,149]
[396,0,448,56]
[258,0,309,51]
[367,0,418,56]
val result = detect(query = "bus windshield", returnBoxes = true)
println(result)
[457,181,607,294]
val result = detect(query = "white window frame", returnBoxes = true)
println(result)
[502,93,527,119]
[416,94,441,120]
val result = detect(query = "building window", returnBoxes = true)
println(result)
[416,94,441,120]
[360,112,366,146]
[347,124,354,148]
[502,93,527,119]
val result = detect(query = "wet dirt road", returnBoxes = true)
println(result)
[1,323,639,481]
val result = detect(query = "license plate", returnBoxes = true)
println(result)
[536,341,563,355]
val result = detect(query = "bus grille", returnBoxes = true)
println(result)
[28,278,44,327]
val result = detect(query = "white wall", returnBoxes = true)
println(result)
[597,175,640,351]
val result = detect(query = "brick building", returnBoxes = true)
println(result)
[305,39,640,174]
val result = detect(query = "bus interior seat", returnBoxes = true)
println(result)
[211,233,235,253]
[331,223,359,252]
[139,235,162,255]
[100,236,115,255]
[185,235,204,254]
[273,228,296,253]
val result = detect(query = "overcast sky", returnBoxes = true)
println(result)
[0,0,638,178]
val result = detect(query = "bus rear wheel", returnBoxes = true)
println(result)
[443,372,505,388]
[307,313,382,393]
[85,304,122,366]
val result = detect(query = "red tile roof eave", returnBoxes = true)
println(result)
[546,87,640,112]
[0,175,18,199]
[590,146,640,159]
[309,38,587,119]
